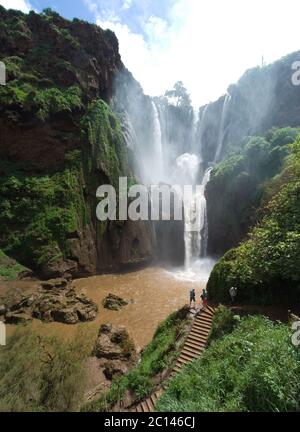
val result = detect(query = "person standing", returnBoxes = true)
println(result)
[229,286,238,305]
[201,289,208,308]
[190,288,196,308]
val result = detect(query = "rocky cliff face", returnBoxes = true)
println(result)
[198,51,300,162]
[200,51,300,256]
[0,7,155,279]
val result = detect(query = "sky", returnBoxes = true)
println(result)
[1,0,300,107]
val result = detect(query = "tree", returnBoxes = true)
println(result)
[164,81,191,108]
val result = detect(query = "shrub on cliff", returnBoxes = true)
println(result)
[157,316,300,412]
[207,135,300,304]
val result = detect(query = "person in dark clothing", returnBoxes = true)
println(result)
[190,288,196,308]
[201,289,208,308]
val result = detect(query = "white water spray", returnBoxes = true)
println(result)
[174,154,212,270]
[151,101,164,182]
[197,104,209,160]
[214,94,231,162]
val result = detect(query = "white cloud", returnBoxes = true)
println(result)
[122,0,132,10]
[93,0,300,107]
[0,0,32,13]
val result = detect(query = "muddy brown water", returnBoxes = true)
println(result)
[3,267,205,350]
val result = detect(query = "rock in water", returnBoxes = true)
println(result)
[32,287,98,324]
[41,278,69,290]
[102,293,131,311]
[3,279,98,325]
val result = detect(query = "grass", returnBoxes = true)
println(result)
[208,304,238,344]
[0,249,26,280]
[157,315,300,412]
[0,327,90,412]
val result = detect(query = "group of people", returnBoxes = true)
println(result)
[189,286,238,309]
[189,288,208,309]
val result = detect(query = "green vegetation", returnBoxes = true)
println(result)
[0,152,87,273]
[0,249,26,280]
[0,80,83,121]
[0,7,131,276]
[0,327,89,412]
[207,128,300,253]
[81,100,129,188]
[0,98,129,275]
[208,131,300,304]
[208,305,238,343]
[0,8,84,121]
[157,315,300,412]
[83,307,191,412]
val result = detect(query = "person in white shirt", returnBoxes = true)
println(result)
[229,286,238,305]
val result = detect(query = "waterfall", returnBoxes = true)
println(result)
[182,166,212,269]
[121,112,138,151]
[214,94,231,162]
[201,167,213,257]
[174,154,212,269]
[151,101,164,183]
[197,104,209,161]
[191,108,199,154]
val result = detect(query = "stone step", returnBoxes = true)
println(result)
[141,401,149,412]
[192,326,210,335]
[146,398,154,412]
[181,346,203,356]
[191,326,209,336]
[187,334,208,344]
[177,356,191,366]
[179,352,197,362]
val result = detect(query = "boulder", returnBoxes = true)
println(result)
[3,282,98,325]
[32,287,98,324]
[102,293,131,311]
[51,308,79,325]
[103,360,129,380]
[93,324,137,362]
[41,278,68,290]
[5,311,33,324]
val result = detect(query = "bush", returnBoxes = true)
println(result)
[157,316,300,412]
[208,305,237,343]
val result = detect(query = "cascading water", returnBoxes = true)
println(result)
[151,101,164,183]
[214,94,231,162]
[170,153,215,282]
[174,154,212,269]
[191,108,199,153]
[121,112,138,151]
[197,104,209,160]
[201,167,213,257]
[118,85,216,282]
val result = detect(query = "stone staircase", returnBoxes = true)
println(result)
[133,305,215,413]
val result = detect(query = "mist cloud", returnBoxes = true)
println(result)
[0,0,32,12]
[86,0,300,108]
